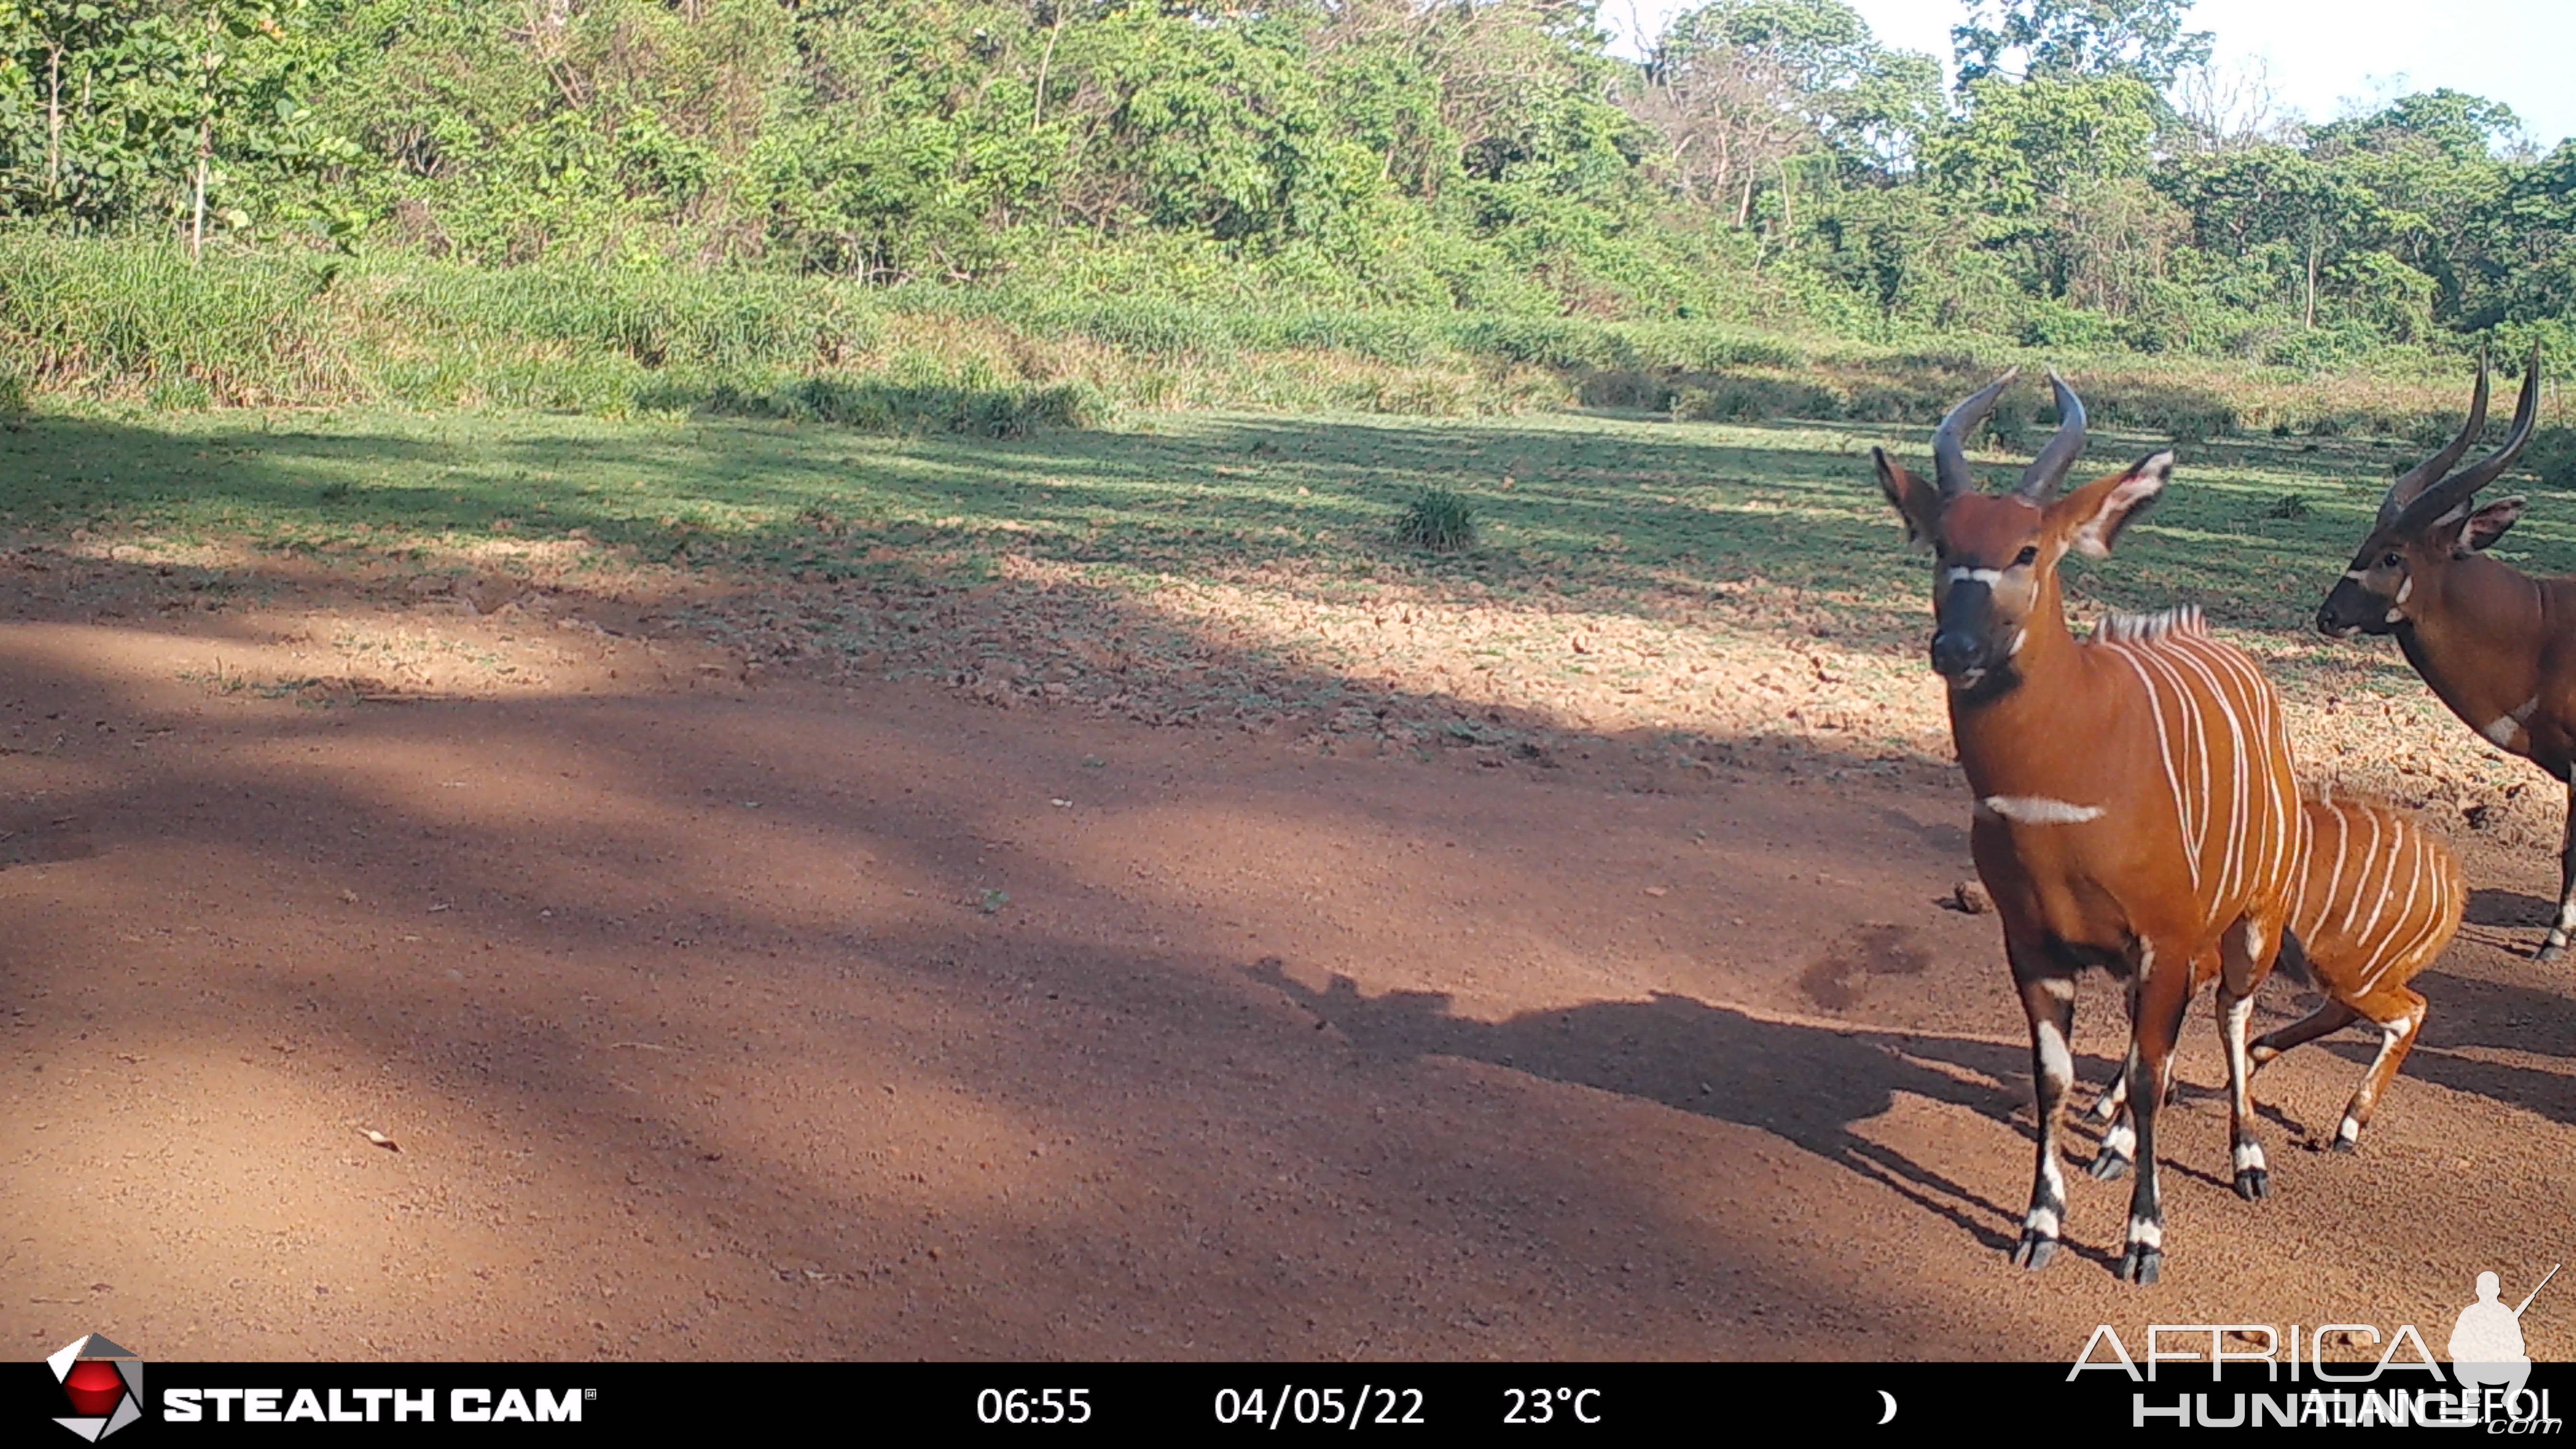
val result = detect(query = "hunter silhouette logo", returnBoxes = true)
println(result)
[2452,1265,2558,1415]
[46,1334,142,1441]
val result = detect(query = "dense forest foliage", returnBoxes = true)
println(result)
[0,0,2569,375]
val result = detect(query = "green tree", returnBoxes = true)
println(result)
[1632,0,1939,231]
[1953,0,2213,88]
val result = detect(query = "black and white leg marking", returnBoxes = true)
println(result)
[2117,947,2188,1287]
[2220,987,2268,1200]
[2089,1032,2139,1180]
[2012,967,2077,1272]
[2085,1069,2127,1125]
[2337,1011,2421,1150]
[2542,782,2576,964]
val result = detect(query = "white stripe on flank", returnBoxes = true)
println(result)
[2233,639,2290,915]
[2359,837,2426,995]
[2161,641,2230,907]
[2307,803,2349,944]
[2392,837,2429,970]
[2103,646,2198,896]
[2174,648,2222,898]
[2167,640,2250,908]
[2135,644,2214,892]
[2339,806,2384,941]
[2086,621,2301,950]
[2352,810,2398,953]
[2388,842,2452,989]
[2251,655,2302,906]
[1981,796,2105,824]
[2317,803,2357,941]
[2219,638,2282,910]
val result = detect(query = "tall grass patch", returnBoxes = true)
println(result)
[0,235,354,402]
[0,234,2543,448]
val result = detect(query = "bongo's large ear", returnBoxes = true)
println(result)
[2053,451,2173,560]
[1874,448,1941,550]
[2456,495,2526,554]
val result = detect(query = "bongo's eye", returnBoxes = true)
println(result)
[2381,551,2403,569]
[2014,546,2038,566]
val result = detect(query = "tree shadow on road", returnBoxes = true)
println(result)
[1246,960,2133,1266]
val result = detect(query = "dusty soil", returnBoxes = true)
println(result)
[3,543,2574,1364]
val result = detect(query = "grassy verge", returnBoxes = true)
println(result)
[0,236,2550,450]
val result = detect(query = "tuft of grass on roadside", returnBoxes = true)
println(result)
[1394,487,1477,553]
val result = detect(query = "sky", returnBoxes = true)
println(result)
[1598,0,2576,149]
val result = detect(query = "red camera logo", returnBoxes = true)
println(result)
[47,1334,142,1441]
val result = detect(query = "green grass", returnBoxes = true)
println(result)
[1394,486,1477,553]
[0,233,2534,444]
[10,397,2567,653]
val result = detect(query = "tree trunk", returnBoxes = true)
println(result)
[1032,12,1064,133]
[46,46,60,204]
[2303,226,2318,330]
[190,121,211,264]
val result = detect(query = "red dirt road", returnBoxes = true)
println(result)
[3,571,2573,1364]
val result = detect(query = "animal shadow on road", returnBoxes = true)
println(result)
[2374,968,2576,1127]
[1250,960,2118,1265]
[2467,888,2555,930]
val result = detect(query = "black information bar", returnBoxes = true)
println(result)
[20,1359,2576,1438]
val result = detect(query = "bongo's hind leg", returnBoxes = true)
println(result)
[2248,999,2358,1071]
[2333,988,2427,1152]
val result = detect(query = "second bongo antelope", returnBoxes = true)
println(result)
[2088,790,2464,1153]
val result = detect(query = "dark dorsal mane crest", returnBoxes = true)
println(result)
[2091,606,2208,646]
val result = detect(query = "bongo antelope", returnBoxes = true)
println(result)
[2314,350,2566,956]
[2087,790,2463,1151]
[1876,375,2305,1285]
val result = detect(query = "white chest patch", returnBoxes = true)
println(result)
[1978,795,2106,825]
[2482,697,2542,748]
